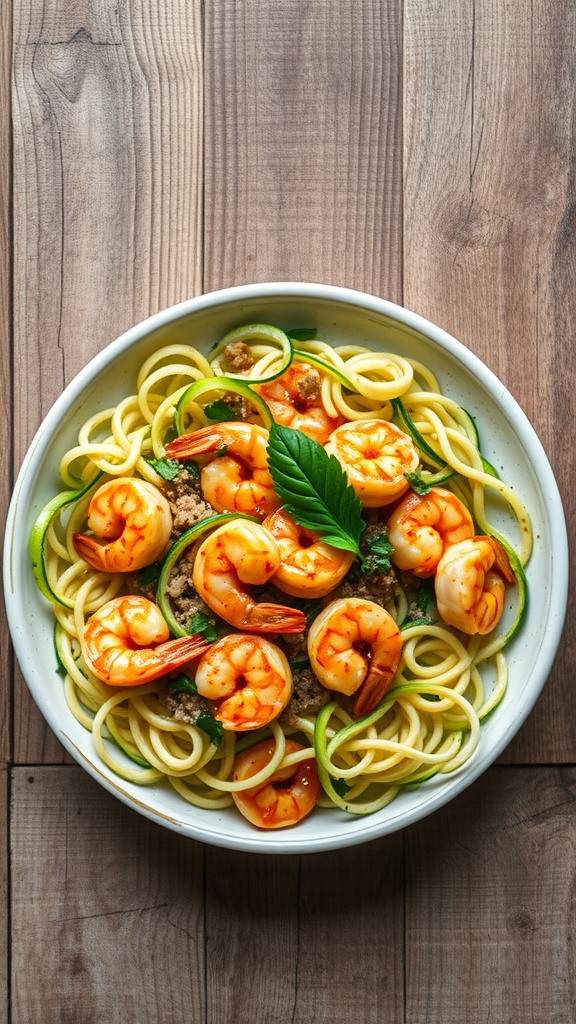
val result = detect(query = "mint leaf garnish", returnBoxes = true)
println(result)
[267,424,365,558]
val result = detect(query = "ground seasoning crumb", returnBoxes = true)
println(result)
[223,341,255,372]
[296,368,322,402]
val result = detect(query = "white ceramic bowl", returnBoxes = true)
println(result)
[4,283,568,853]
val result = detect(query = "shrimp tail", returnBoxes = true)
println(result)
[485,536,516,584]
[85,632,213,687]
[165,427,224,460]
[73,532,114,572]
[244,603,307,634]
[353,668,395,718]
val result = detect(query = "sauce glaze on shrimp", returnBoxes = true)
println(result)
[325,419,419,507]
[73,478,173,573]
[194,634,292,731]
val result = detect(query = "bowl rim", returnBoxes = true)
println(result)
[4,282,569,853]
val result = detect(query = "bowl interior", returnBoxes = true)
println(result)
[4,284,568,853]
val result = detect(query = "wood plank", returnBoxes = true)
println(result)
[406,766,576,1022]
[205,838,405,1023]
[11,0,204,764]
[203,0,403,299]
[0,0,12,770]
[10,766,206,1024]
[403,0,576,762]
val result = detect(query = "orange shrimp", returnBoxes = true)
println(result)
[386,486,475,577]
[231,738,322,829]
[434,536,516,635]
[192,520,306,633]
[73,477,173,573]
[165,422,281,518]
[254,363,344,444]
[307,597,402,716]
[82,595,211,686]
[262,507,354,598]
[194,634,292,731]
[324,419,419,507]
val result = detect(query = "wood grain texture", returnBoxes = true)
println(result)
[5,1,576,1022]
[205,840,404,1023]
[0,0,12,770]
[10,767,206,1024]
[203,0,403,299]
[11,0,204,763]
[403,0,576,763]
[406,767,576,1022]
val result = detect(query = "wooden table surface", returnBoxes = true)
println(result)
[2,2,575,1021]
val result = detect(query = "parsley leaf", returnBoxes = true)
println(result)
[267,424,365,558]
[145,456,183,481]
[189,611,219,643]
[401,578,439,628]
[205,399,240,422]
[196,713,224,746]
[332,778,351,798]
[165,674,198,696]
[136,560,162,589]
[405,472,432,496]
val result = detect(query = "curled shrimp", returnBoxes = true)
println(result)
[82,595,211,686]
[232,738,322,829]
[165,421,280,518]
[254,363,344,444]
[434,536,516,635]
[386,486,474,577]
[324,419,419,507]
[73,477,173,573]
[192,520,306,633]
[194,634,293,731]
[307,597,402,717]
[262,507,354,598]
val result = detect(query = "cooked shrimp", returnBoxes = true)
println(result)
[82,595,211,686]
[165,422,280,518]
[324,419,419,507]
[386,486,475,577]
[262,507,354,598]
[434,536,515,635]
[232,738,322,828]
[255,363,344,444]
[307,597,402,717]
[73,477,173,573]
[194,634,293,730]
[192,520,306,633]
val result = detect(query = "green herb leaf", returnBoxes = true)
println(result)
[145,456,183,481]
[287,328,318,342]
[196,713,224,746]
[401,578,439,628]
[405,472,432,496]
[267,424,365,557]
[189,611,219,643]
[165,674,198,696]
[332,777,351,797]
[205,399,240,423]
[288,657,311,672]
[346,527,393,582]
[137,560,162,589]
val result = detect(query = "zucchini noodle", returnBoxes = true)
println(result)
[31,323,532,828]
